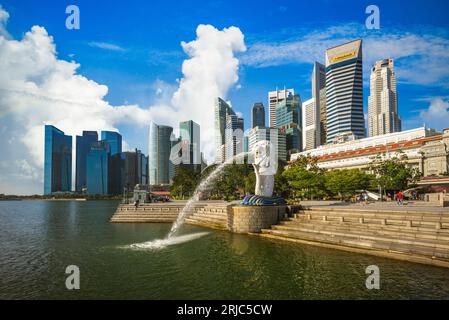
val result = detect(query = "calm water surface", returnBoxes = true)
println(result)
[0,200,449,299]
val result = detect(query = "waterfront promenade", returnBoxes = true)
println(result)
[111,200,449,268]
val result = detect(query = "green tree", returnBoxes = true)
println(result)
[282,155,326,200]
[369,152,421,198]
[324,169,374,200]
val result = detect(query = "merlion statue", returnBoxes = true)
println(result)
[253,140,277,197]
[241,140,285,206]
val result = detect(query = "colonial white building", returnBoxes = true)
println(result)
[291,127,449,176]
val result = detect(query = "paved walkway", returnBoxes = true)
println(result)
[298,200,449,213]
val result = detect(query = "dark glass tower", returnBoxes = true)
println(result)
[251,103,265,129]
[44,125,72,195]
[75,131,98,192]
[101,131,122,155]
[86,140,109,195]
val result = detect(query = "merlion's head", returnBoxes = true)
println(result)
[253,140,277,176]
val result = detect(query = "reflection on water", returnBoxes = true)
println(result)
[0,200,449,300]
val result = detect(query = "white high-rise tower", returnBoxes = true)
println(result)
[368,59,401,137]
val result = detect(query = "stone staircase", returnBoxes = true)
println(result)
[111,203,202,223]
[260,207,449,267]
[184,203,231,230]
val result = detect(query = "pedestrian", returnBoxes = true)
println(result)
[135,198,139,210]
[396,191,404,205]
[363,193,369,204]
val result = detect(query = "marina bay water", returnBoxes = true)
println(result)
[1,200,449,299]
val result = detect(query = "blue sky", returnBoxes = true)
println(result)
[1,0,449,194]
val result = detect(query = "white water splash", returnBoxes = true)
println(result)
[123,232,210,251]
[123,152,249,251]
[167,152,250,238]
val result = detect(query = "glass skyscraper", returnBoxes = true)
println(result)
[325,39,365,143]
[101,131,122,155]
[215,97,236,163]
[251,103,265,128]
[276,94,302,156]
[75,131,98,192]
[149,122,173,185]
[86,140,109,195]
[179,120,201,167]
[44,125,72,195]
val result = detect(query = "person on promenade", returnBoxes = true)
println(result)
[396,191,404,205]
[134,198,139,210]
[363,193,369,204]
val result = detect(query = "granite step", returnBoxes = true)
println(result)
[260,228,449,260]
[289,216,449,233]
[266,225,449,250]
[273,222,449,242]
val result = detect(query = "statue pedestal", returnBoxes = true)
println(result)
[230,205,287,233]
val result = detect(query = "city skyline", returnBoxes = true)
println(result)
[1,0,449,194]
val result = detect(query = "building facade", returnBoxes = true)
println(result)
[86,140,109,195]
[251,102,265,128]
[276,94,302,156]
[248,126,287,162]
[179,120,201,167]
[368,59,401,137]
[225,113,244,161]
[268,88,294,128]
[325,39,365,143]
[319,88,327,145]
[44,125,72,195]
[302,98,317,151]
[291,127,448,177]
[215,97,236,163]
[312,61,326,147]
[149,122,173,185]
[75,131,98,192]
[101,131,122,155]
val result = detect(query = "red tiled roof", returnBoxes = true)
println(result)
[316,135,442,162]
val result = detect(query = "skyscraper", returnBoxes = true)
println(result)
[44,125,72,195]
[368,58,401,137]
[251,103,265,128]
[302,98,316,151]
[248,127,287,162]
[100,131,123,194]
[311,62,326,147]
[149,122,173,185]
[122,149,148,190]
[101,131,122,155]
[276,94,302,156]
[179,120,201,167]
[225,113,244,160]
[325,39,365,143]
[75,131,98,192]
[86,140,109,195]
[319,88,328,145]
[215,97,236,163]
[268,88,295,128]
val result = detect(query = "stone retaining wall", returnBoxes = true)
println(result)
[230,205,287,233]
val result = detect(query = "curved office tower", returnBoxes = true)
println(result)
[149,122,173,185]
[325,39,365,144]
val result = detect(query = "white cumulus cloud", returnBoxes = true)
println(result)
[0,6,245,194]
[420,98,449,130]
